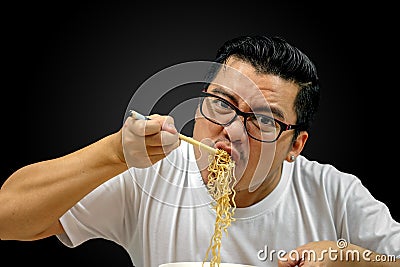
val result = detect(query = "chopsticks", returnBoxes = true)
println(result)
[128,110,217,155]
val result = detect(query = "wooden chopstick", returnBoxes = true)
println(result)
[178,134,217,154]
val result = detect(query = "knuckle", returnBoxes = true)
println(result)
[161,132,178,145]
[134,121,147,136]
[165,115,174,123]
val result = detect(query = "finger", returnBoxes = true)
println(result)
[145,141,181,156]
[145,130,180,147]
[163,140,181,154]
[277,259,293,267]
[277,260,301,267]
[149,115,178,135]
[127,117,162,137]
[277,254,302,267]
[161,115,178,134]
[146,141,180,166]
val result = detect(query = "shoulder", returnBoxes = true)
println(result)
[294,154,359,183]
[291,155,361,200]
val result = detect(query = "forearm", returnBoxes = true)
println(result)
[0,130,127,240]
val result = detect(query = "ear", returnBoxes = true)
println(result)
[287,131,308,162]
[194,105,201,121]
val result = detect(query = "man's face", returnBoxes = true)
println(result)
[193,57,299,193]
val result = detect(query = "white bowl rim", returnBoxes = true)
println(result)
[159,262,256,267]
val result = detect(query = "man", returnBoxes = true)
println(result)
[1,35,399,266]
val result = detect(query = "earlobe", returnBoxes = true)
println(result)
[194,107,201,121]
[290,131,308,158]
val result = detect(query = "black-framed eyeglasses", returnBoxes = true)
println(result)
[199,92,305,143]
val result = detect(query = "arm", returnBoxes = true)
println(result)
[0,114,179,241]
[0,130,127,241]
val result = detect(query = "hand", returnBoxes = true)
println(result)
[277,240,377,267]
[122,114,180,168]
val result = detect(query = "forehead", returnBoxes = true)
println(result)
[210,57,299,115]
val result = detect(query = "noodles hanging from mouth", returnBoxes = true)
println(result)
[203,149,236,267]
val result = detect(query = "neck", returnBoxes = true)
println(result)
[230,165,282,208]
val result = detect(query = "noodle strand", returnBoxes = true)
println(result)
[203,149,236,267]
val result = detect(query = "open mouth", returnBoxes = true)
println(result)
[214,141,240,163]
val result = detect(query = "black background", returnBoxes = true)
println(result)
[1,1,398,266]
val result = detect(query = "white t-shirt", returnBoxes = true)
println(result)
[57,141,400,267]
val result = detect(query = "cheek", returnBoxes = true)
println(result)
[193,117,221,140]
[247,142,276,172]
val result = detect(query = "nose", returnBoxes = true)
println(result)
[222,116,248,143]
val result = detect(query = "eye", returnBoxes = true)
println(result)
[250,114,277,131]
[258,115,275,125]
[211,98,232,112]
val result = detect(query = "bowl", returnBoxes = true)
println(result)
[159,262,255,267]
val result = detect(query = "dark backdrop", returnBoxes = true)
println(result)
[1,2,398,266]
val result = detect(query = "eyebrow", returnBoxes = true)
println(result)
[209,87,239,106]
[209,87,286,120]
